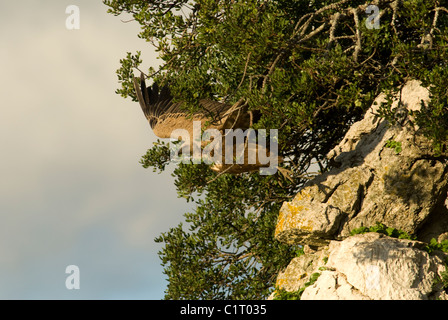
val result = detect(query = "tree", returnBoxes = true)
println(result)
[104,0,448,299]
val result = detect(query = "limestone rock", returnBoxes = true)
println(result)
[275,80,448,247]
[301,270,369,300]
[274,248,328,292]
[273,80,448,300]
[299,233,448,300]
[273,233,448,300]
[275,166,373,246]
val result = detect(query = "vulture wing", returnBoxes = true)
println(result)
[133,73,251,138]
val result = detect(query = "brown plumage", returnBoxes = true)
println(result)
[133,73,250,138]
[133,73,280,174]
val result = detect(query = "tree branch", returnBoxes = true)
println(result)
[351,8,362,63]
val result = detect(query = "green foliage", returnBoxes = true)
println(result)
[295,246,305,258]
[426,238,448,294]
[425,238,448,255]
[154,170,299,299]
[350,222,416,240]
[273,272,321,300]
[410,93,448,156]
[140,140,171,173]
[272,287,302,300]
[434,267,448,293]
[385,139,402,154]
[104,0,448,299]
[115,51,142,101]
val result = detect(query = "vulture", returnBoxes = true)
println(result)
[133,73,281,174]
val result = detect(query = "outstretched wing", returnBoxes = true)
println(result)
[133,73,177,129]
[133,73,251,137]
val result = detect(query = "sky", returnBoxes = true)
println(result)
[0,1,194,299]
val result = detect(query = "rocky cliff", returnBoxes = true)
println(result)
[272,80,448,300]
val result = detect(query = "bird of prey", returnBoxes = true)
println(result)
[133,73,280,174]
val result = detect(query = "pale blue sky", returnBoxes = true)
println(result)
[0,1,192,299]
